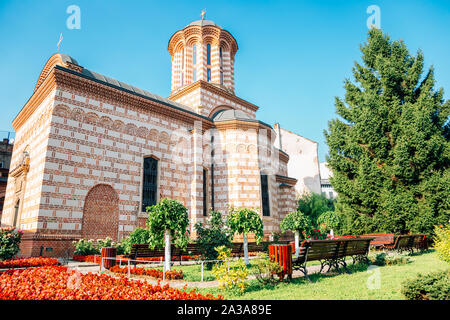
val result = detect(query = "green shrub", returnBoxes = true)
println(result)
[433,224,450,263]
[96,237,114,250]
[194,210,232,270]
[254,253,283,286]
[212,246,249,295]
[298,193,335,227]
[402,270,450,300]
[317,211,341,233]
[0,227,23,260]
[369,252,411,266]
[73,239,99,256]
[121,228,151,254]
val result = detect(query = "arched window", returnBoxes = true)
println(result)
[206,44,211,65]
[193,44,197,65]
[193,44,197,82]
[142,157,158,212]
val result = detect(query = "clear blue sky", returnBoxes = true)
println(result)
[0,0,449,162]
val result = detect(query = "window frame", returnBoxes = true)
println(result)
[141,156,159,213]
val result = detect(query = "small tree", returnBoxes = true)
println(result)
[317,211,341,237]
[227,207,264,265]
[280,210,311,258]
[298,193,335,228]
[194,210,233,269]
[146,198,189,271]
[121,227,151,254]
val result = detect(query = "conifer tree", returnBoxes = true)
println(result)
[325,29,449,235]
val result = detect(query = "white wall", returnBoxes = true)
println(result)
[274,124,321,197]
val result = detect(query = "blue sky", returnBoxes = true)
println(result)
[0,0,449,162]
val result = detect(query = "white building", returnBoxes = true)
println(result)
[319,162,337,199]
[274,124,321,197]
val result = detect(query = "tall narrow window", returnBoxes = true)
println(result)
[193,44,197,65]
[206,44,211,65]
[193,69,197,82]
[181,48,185,85]
[207,68,211,82]
[219,47,223,68]
[181,48,185,69]
[220,71,224,85]
[203,168,208,216]
[142,157,158,212]
[260,174,270,216]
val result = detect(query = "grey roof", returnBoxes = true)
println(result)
[59,53,79,66]
[55,54,204,117]
[187,20,222,29]
[212,109,253,122]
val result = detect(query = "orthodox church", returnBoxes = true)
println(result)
[1,17,320,257]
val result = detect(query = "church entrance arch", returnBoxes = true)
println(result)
[82,184,119,241]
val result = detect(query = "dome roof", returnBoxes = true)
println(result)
[187,19,222,29]
[212,109,253,122]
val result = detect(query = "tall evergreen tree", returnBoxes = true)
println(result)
[325,29,449,235]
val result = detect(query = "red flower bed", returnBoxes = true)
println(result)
[109,265,183,280]
[0,257,60,269]
[0,266,222,300]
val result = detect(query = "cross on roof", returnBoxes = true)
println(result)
[201,9,206,20]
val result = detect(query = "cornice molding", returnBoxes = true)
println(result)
[169,80,259,112]
[275,174,297,186]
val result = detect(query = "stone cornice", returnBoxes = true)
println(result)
[278,149,290,163]
[214,119,272,132]
[169,80,259,112]
[275,174,297,186]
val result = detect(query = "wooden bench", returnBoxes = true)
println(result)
[292,238,373,281]
[381,234,428,253]
[336,233,395,247]
[128,244,166,264]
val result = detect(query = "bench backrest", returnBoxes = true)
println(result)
[129,244,165,259]
[343,238,373,256]
[302,240,342,261]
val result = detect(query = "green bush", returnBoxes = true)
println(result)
[369,252,411,266]
[433,224,450,263]
[254,253,283,286]
[0,227,23,260]
[121,228,151,254]
[194,210,232,270]
[402,270,450,300]
[73,239,99,256]
[317,211,341,233]
[298,193,335,227]
[212,246,249,295]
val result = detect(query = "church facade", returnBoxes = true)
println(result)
[1,19,301,257]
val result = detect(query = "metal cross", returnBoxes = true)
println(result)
[57,33,63,52]
[201,9,206,20]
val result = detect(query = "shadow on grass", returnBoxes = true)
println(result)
[237,261,372,296]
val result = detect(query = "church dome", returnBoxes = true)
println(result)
[186,20,222,29]
[212,109,253,122]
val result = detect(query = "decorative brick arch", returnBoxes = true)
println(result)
[82,184,119,241]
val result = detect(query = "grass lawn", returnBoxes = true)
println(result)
[155,262,261,282]
[193,250,449,300]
